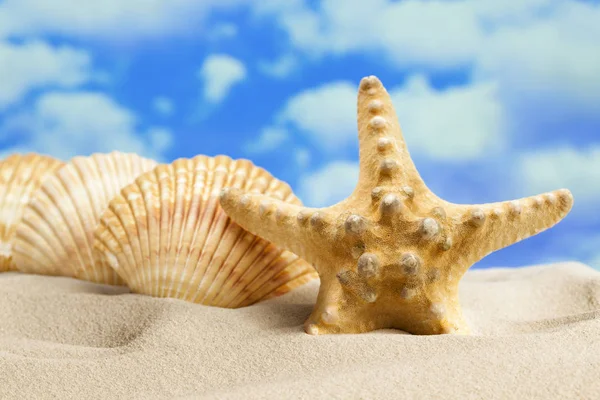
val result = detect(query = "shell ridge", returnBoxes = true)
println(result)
[100,154,119,212]
[212,234,267,307]
[111,151,127,194]
[83,158,109,284]
[157,164,175,298]
[13,191,66,274]
[95,202,133,284]
[53,167,96,280]
[99,184,142,288]
[117,193,142,286]
[154,167,167,297]
[103,153,157,285]
[15,175,88,278]
[189,187,232,302]
[200,160,254,304]
[213,236,271,306]
[239,255,311,307]
[0,157,24,264]
[222,241,282,308]
[93,153,157,286]
[1,156,23,232]
[71,157,105,283]
[137,172,153,294]
[171,157,208,299]
[171,162,198,299]
[178,169,210,300]
[14,219,62,275]
[184,163,224,301]
[188,157,242,302]
[187,199,224,302]
[226,244,287,307]
[144,171,161,297]
[203,227,263,305]
[122,182,148,292]
[105,154,137,286]
[252,268,319,306]
[0,154,64,271]
[213,159,262,304]
[197,216,242,304]
[163,162,186,298]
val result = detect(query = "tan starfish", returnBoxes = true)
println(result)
[220,76,574,335]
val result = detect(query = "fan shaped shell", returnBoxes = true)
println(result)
[12,152,157,284]
[0,153,64,272]
[93,155,318,308]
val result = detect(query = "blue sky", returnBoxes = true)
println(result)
[0,0,599,270]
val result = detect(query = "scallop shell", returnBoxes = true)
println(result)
[12,152,157,284]
[0,153,65,272]
[93,155,318,308]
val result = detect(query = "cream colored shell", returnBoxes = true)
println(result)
[0,153,64,272]
[93,155,318,308]
[13,152,157,284]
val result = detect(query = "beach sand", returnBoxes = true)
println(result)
[1,262,599,399]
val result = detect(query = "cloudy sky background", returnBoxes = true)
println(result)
[0,0,599,269]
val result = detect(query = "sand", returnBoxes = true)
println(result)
[1,262,599,400]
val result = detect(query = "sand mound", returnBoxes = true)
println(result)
[1,262,599,399]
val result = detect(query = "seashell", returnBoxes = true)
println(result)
[93,155,318,308]
[0,153,65,272]
[12,152,157,284]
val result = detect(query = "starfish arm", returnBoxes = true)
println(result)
[219,188,329,267]
[451,188,574,275]
[353,76,428,197]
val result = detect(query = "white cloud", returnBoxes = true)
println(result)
[266,75,505,161]
[0,0,249,42]
[207,23,238,41]
[0,40,91,110]
[152,96,175,117]
[256,0,592,68]
[147,128,173,153]
[474,1,600,112]
[274,81,357,151]
[297,161,358,207]
[258,54,298,78]
[198,54,247,104]
[0,91,172,161]
[295,148,311,169]
[258,0,600,111]
[390,75,505,161]
[244,127,288,154]
[518,146,600,212]
[255,0,482,68]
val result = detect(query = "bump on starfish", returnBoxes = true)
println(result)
[219,75,574,336]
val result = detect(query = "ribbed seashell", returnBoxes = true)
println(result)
[0,153,65,272]
[12,152,157,284]
[93,155,318,308]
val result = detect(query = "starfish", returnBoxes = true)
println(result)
[219,76,574,335]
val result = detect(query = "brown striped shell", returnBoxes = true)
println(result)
[93,155,318,308]
[0,153,65,272]
[12,152,157,284]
